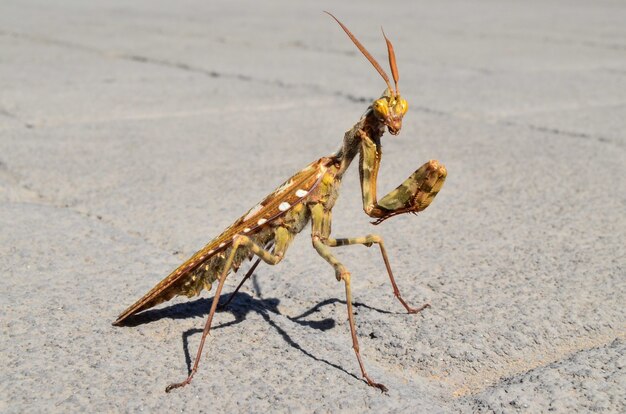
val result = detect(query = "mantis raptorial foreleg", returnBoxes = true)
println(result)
[359,132,447,224]
[327,235,430,314]
[165,228,293,392]
[359,132,387,218]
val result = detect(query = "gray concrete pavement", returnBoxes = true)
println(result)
[1,0,624,412]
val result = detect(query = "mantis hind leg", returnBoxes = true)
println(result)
[328,235,429,314]
[165,227,293,393]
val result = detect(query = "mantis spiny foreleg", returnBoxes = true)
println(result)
[358,132,387,218]
[359,131,447,223]
[165,227,293,392]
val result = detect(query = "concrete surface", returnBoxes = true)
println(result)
[1,0,624,412]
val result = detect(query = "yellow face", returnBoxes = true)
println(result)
[371,90,408,135]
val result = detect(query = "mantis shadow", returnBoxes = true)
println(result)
[118,289,397,382]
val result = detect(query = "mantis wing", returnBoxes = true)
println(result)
[113,157,331,325]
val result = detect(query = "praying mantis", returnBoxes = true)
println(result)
[113,12,447,393]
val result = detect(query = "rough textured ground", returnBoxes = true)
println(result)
[1,0,624,412]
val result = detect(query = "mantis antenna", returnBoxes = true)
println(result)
[381,27,400,95]
[324,11,395,95]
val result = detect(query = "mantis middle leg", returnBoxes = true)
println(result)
[219,257,262,309]
[327,235,430,314]
[310,203,388,392]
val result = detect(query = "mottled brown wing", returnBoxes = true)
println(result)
[113,157,331,325]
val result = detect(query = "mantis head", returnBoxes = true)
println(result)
[325,12,408,135]
[372,89,408,135]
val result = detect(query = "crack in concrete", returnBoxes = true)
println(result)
[283,40,358,57]
[4,195,171,265]
[602,68,626,75]
[6,193,170,258]
[450,331,625,398]
[14,99,337,128]
[0,107,17,118]
[0,30,373,106]
[0,159,44,203]
[115,52,375,104]
[412,105,450,117]
[403,105,623,150]
[0,157,168,255]
[2,30,621,151]
[408,103,625,149]
[558,37,626,52]
[502,120,623,149]
[438,28,626,52]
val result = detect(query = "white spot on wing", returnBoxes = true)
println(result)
[279,202,290,211]
[218,242,225,248]
[243,203,264,221]
[296,189,308,198]
[243,227,251,233]
[257,218,267,225]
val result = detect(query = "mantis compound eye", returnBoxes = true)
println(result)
[395,98,408,116]
[372,99,389,119]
